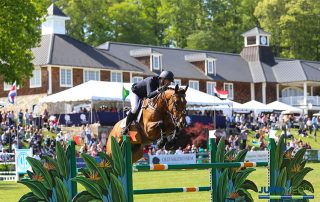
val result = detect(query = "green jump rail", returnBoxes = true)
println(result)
[123,133,276,202]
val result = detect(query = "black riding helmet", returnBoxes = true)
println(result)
[159,70,174,82]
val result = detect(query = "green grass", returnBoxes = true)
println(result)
[1,163,319,202]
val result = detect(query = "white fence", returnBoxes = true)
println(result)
[279,96,320,106]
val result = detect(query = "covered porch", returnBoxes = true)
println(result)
[277,81,320,111]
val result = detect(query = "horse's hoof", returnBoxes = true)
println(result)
[164,141,175,150]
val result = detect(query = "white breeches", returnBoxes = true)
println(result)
[130,92,140,113]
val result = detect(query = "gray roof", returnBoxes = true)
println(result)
[241,27,271,37]
[272,60,307,82]
[47,4,68,17]
[98,42,253,82]
[32,34,147,73]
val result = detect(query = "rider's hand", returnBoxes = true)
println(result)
[157,85,168,93]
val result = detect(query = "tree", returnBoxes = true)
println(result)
[0,0,43,84]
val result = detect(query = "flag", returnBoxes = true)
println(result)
[214,87,228,99]
[122,86,130,101]
[8,82,17,104]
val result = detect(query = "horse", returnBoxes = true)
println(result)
[106,84,188,163]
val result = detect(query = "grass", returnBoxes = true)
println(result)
[1,163,319,202]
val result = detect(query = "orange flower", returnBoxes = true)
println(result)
[43,162,55,171]
[291,164,301,173]
[229,192,240,199]
[89,171,101,181]
[225,156,235,162]
[32,174,44,182]
[98,160,111,168]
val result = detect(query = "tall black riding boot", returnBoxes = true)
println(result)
[122,111,135,135]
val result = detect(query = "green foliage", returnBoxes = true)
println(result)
[0,0,43,84]
[72,136,126,202]
[18,142,72,202]
[274,135,314,197]
[215,137,257,202]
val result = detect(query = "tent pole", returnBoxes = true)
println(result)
[91,100,93,124]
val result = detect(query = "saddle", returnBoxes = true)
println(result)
[121,96,160,144]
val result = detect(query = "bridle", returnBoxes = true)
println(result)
[161,90,186,129]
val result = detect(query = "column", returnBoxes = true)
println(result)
[276,84,279,101]
[303,82,307,106]
[47,66,52,94]
[262,82,266,104]
[250,83,255,100]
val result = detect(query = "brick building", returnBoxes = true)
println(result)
[2,4,320,112]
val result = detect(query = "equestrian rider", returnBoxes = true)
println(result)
[122,70,175,134]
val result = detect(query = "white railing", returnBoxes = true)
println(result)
[279,96,320,106]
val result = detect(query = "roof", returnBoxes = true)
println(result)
[98,42,253,82]
[47,4,68,17]
[241,27,271,37]
[272,60,306,82]
[32,34,149,73]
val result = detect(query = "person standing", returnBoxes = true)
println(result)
[25,109,30,126]
[85,124,92,145]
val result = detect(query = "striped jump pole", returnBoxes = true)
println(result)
[134,186,211,195]
[134,161,268,171]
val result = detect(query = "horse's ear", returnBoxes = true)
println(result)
[175,84,179,93]
[184,85,188,92]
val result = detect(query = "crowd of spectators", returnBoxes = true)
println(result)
[0,107,318,164]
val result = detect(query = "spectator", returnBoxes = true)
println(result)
[175,147,183,155]
[85,124,92,145]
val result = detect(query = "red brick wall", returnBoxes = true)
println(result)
[255,83,262,102]
[136,56,150,67]
[73,68,83,86]
[52,67,70,94]
[0,67,48,97]
[191,61,205,73]
[101,70,110,81]
[266,83,277,104]
[233,82,251,103]
[123,72,130,82]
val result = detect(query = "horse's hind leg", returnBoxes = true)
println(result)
[131,144,144,163]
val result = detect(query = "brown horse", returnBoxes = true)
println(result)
[106,84,188,163]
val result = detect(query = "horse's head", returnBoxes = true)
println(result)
[164,84,188,128]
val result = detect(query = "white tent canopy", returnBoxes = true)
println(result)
[267,101,303,113]
[242,100,274,114]
[40,80,229,106]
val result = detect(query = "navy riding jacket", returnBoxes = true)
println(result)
[131,76,160,99]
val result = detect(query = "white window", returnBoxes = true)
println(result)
[30,69,42,88]
[207,82,216,95]
[224,83,234,100]
[173,79,181,86]
[132,76,143,83]
[207,60,214,74]
[151,54,162,70]
[84,70,100,82]
[189,80,199,90]
[4,82,12,91]
[111,71,122,83]
[60,68,72,87]
[282,87,303,97]
[4,82,19,91]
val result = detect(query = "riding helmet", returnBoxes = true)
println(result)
[159,70,174,82]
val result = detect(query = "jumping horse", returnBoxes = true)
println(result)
[106,84,188,163]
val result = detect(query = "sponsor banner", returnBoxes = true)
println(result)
[245,151,268,162]
[76,157,101,169]
[15,149,33,174]
[149,153,196,165]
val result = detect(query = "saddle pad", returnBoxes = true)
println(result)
[120,117,127,128]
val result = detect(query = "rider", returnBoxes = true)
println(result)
[122,70,175,134]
